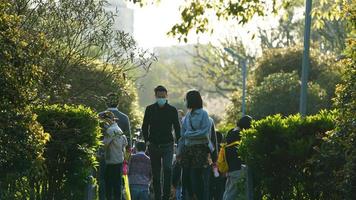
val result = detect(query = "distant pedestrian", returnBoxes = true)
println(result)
[180,90,212,200]
[100,111,128,200]
[222,115,252,200]
[129,141,152,200]
[105,92,132,146]
[98,93,132,200]
[142,85,181,200]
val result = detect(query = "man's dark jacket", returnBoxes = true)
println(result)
[142,102,181,145]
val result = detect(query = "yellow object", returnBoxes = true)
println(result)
[217,141,240,173]
[123,174,131,200]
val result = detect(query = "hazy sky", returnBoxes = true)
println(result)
[129,0,286,55]
[130,0,201,48]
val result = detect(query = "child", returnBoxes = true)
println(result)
[223,115,252,200]
[128,141,152,200]
[100,111,128,200]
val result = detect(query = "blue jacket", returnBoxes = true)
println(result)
[181,108,212,146]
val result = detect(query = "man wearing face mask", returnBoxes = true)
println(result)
[142,85,181,200]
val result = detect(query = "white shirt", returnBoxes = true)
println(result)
[103,123,128,164]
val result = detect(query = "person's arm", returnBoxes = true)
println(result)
[103,136,114,147]
[172,108,181,142]
[122,135,128,150]
[142,106,150,143]
[148,159,152,180]
[124,115,132,146]
[185,112,211,138]
[210,120,218,162]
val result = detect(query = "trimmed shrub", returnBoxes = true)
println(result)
[239,110,337,199]
[249,71,327,119]
[35,104,101,200]
[0,107,49,199]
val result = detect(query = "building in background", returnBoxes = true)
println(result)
[105,0,134,35]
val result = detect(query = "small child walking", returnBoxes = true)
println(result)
[128,141,152,200]
[100,111,128,200]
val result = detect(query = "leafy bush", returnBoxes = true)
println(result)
[225,46,342,122]
[0,107,49,199]
[60,62,143,130]
[331,37,356,198]
[249,71,327,119]
[34,104,101,200]
[239,110,337,199]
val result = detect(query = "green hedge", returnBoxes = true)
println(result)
[34,104,101,200]
[0,107,50,199]
[239,110,337,199]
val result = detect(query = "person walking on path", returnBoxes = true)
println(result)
[179,90,213,200]
[142,85,181,200]
[105,92,132,146]
[222,115,253,200]
[98,93,132,200]
[100,111,128,200]
[129,141,152,200]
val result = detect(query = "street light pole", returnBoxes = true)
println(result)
[241,59,247,116]
[224,47,247,116]
[300,0,313,117]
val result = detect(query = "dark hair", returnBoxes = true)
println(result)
[237,115,253,130]
[135,141,146,152]
[185,90,203,110]
[106,92,118,107]
[154,85,168,94]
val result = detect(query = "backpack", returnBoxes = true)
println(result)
[217,141,240,173]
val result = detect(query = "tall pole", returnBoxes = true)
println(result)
[242,59,247,116]
[224,47,247,116]
[299,0,313,117]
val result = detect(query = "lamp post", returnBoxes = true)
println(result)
[299,0,313,117]
[224,47,247,116]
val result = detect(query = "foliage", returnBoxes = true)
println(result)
[253,46,341,89]
[0,3,50,198]
[8,0,153,103]
[0,107,50,199]
[34,104,101,200]
[331,3,356,196]
[62,61,143,130]
[239,110,338,199]
[0,0,147,198]
[249,71,328,119]
[185,40,253,98]
[257,3,346,53]
[0,0,49,107]
[225,46,342,121]
[132,0,351,44]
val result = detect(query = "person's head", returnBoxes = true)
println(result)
[106,92,118,108]
[154,85,168,107]
[135,141,146,152]
[185,89,203,110]
[237,115,253,130]
[99,111,117,125]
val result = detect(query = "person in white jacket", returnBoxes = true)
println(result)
[100,111,128,200]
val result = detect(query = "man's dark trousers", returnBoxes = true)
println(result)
[149,143,174,200]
